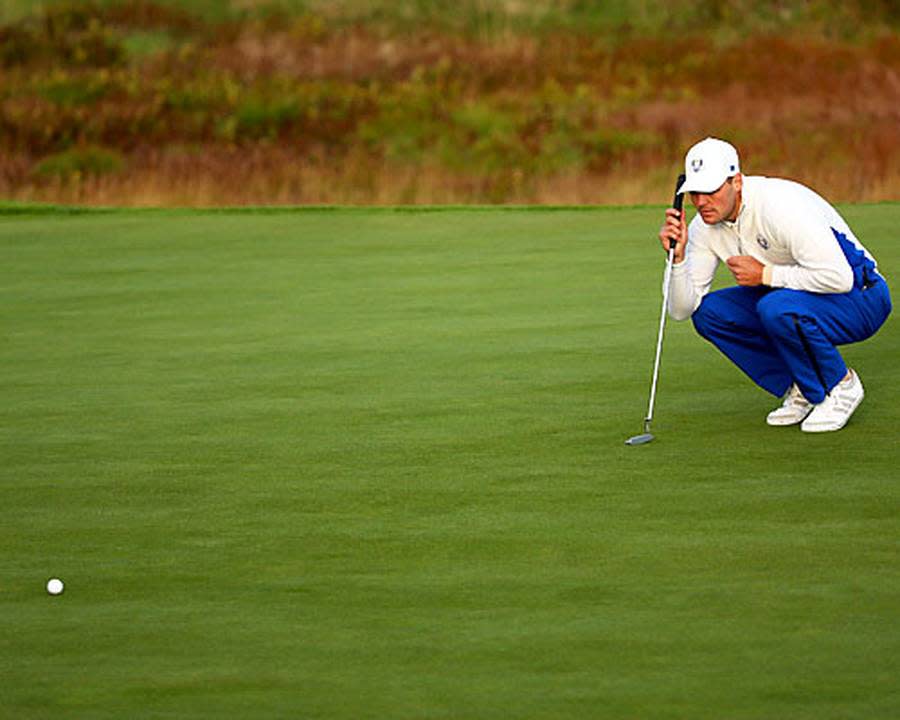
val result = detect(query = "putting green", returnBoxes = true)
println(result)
[2,204,898,718]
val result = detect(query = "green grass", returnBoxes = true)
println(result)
[1,204,899,718]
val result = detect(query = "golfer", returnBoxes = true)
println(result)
[659,137,892,432]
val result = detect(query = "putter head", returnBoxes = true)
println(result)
[625,432,655,446]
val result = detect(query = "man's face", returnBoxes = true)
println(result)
[689,174,742,224]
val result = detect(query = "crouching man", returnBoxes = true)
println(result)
[659,137,891,432]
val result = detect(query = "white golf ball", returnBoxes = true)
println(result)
[46,578,65,595]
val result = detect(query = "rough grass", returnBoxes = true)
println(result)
[1,204,899,718]
[1,1,899,205]
[4,0,899,34]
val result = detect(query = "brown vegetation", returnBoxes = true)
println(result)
[1,3,899,205]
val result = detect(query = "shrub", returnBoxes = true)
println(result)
[222,97,301,141]
[0,1,126,68]
[0,24,35,66]
[33,145,125,180]
[40,72,119,106]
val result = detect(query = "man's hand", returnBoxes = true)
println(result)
[658,208,687,263]
[726,255,765,286]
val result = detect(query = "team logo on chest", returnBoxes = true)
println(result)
[756,234,770,250]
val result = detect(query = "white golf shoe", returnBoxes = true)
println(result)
[766,384,813,426]
[801,370,865,433]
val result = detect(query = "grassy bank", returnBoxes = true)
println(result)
[1,1,899,205]
[2,204,899,717]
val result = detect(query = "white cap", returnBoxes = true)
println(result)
[677,137,740,194]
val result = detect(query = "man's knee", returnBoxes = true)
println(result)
[757,291,803,336]
[691,293,726,338]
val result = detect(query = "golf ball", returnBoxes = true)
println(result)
[46,578,64,596]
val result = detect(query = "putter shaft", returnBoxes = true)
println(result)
[643,241,676,430]
[627,173,685,446]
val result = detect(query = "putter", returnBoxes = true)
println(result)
[625,173,686,446]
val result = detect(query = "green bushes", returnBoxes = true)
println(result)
[33,145,126,180]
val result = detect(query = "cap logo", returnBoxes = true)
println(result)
[691,158,703,172]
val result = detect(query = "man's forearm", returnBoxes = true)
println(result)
[666,260,701,320]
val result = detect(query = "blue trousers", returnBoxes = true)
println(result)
[691,279,891,403]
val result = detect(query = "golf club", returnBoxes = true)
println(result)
[625,173,686,446]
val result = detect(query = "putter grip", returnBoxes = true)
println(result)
[669,173,686,250]
[673,173,686,212]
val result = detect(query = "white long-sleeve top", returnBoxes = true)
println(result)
[667,176,878,321]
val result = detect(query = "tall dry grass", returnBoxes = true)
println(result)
[1,3,898,206]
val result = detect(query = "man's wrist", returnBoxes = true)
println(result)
[762,265,773,286]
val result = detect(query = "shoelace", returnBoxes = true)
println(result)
[829,392,856,414]
[824,379,858,415]
[784,387,810,409]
